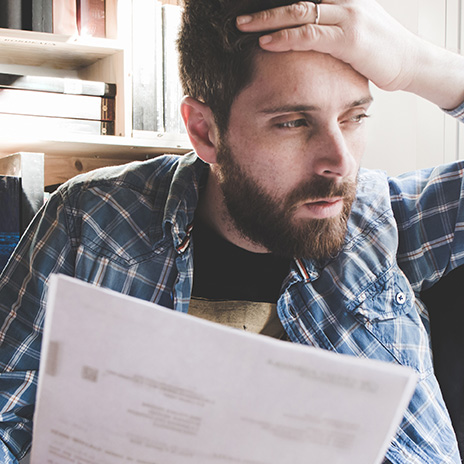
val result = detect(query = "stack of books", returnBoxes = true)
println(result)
[0,0,106,37]
[0,72,116,137]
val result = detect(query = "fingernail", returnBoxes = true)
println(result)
[259,35,273,45]
[237,15,252,26]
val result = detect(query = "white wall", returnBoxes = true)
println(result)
[362,0,462,176]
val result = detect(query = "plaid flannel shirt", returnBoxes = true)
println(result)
[1,104,464,463]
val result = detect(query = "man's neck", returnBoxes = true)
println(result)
[196,167,270,254]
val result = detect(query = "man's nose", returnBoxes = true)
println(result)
[310,126,356,179]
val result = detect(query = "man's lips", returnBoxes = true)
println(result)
[296,197,344,219]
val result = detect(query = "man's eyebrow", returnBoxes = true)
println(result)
[258,96,374,115]
[259,104,319,114]
[347,96,374,108]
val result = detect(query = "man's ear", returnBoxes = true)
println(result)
[181,96,219,164]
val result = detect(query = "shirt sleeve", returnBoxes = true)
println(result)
[0,188,77,462]
[389,160,464,293]
[389,101,464,292]
[443,99,464,121]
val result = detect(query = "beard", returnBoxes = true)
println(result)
[215,140,357,261]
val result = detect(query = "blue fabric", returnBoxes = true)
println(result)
[0,233,20,270]
[2,110,464,462]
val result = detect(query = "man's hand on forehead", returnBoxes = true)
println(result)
[235,0,424,94]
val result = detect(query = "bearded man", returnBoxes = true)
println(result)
[1,1,464,463]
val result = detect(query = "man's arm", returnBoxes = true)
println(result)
[236,0,464,110]
[0,190,77,463]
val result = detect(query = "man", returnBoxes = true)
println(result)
[1,0,464,463]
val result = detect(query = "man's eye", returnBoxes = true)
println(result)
[277,119,307,129]
[349,113,371,124]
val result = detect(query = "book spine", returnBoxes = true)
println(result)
[100,120,114,135]
[0,73,116,97]
[0,88,115,121]
[8,0,23,29]
[0,175,20,271]
[101,97,114,121]
[77,0,106,38]
[132,0,164,132]
[0,113,114,135]
[52,0,78,35]
[32,0,52,33]
[0,0,9,29]
[0,0,31,30]
[162,4,185,134]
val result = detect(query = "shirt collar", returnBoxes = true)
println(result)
[161,151,208,253]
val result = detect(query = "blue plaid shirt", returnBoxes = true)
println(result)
[1,105,464,463]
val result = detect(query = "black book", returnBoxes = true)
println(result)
[0,175,20,271]
[0,152,45,234]
[0,0,32,30]
[0,72,116,97]
[32,0,52,33]
[0,152,45,271]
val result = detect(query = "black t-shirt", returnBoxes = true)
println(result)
[191,216,291,303]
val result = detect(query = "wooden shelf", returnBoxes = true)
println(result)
[0,28,123,69]
[0,133,190,157]
[0,133,192,186]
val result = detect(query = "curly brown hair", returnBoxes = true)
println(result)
[178,0,304,135]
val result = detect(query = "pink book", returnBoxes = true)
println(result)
[53,0,78,35]
[77,0,106,38]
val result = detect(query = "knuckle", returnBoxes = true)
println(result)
[288,2,313,22]
[299,24,316,40]
[256,8,275,22]
[278,28,293,42]
[273,25,314,48]
[345,5,363,27]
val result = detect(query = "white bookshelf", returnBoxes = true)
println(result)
[0,0,191,186]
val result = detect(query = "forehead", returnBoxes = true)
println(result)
[233,50,370,113]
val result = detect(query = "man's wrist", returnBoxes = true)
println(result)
[404,41,464,110]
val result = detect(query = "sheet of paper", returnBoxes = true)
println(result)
[31,274,417,464]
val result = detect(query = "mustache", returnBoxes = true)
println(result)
[285,176,357,209]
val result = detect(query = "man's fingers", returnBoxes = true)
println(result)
[237,2,342,32]
[237,2,316,30]
[236,1,348,56]
[258,24,345,54]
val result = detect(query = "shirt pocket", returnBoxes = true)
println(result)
[346,266,433,377]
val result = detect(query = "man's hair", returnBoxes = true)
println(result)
[178,0,302,135]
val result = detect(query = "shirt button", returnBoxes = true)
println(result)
[396,292,406,305]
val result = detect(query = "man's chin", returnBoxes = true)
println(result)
[283,214,349,261]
